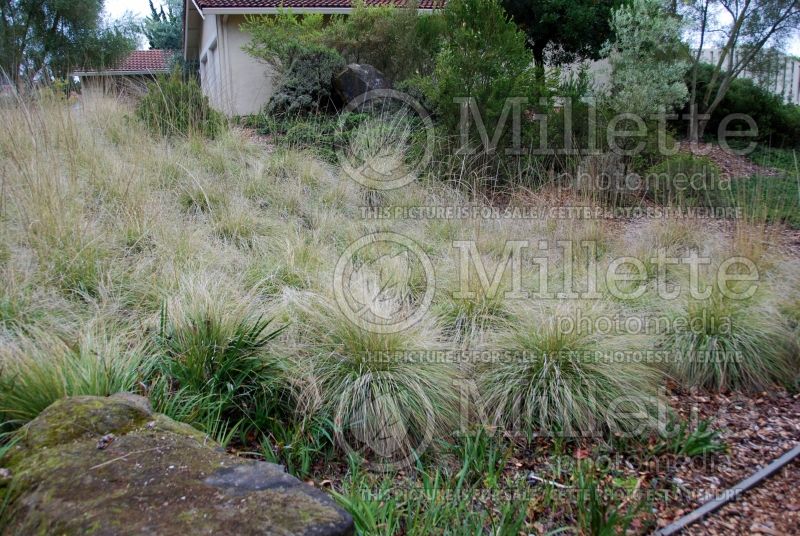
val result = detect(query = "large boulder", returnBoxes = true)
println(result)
[333,64,390,105]
[0,394,353,536]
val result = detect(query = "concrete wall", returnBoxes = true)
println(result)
[198,15,276,116]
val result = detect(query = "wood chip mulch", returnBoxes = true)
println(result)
[656,388,800,535]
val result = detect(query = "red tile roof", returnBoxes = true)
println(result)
[74,50,173,75]
[197,0,443,9]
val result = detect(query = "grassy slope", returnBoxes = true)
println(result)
[1,97,799,534]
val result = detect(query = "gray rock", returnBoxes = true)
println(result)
[333,64,390,105]
[1,394,353,536]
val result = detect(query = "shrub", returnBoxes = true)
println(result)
[644,154,727,207]
[429,0,536,140]
[136,71,225,138]
[322,1,446,82]
[478,303,662,437]
[267,47,345,116]
[243,12,345,116]
[247,111,370,162]
[602,0,689,118]
[242,11,326,70]
[677,63,800,147]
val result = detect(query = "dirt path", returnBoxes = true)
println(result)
[678,142,784,179]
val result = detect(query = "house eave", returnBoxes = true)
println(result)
[202,7,435,15]
[73,70,170,77]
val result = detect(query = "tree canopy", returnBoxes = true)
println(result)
[680,0,800,140]
[500,0,626,69]
[0,0,136,83]
[142,0,182,50]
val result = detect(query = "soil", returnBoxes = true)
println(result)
[677,141,785,179]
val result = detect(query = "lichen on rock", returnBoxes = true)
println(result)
[1,394,353,536]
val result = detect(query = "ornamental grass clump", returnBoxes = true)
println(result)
[660,286,796,392]
[136,70,226,138]
[289,288,460,463]
[477,302,663,438]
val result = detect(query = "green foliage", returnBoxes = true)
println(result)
[452,429,510,488]
[242,11,326,70]
[136,71,226,138]
[293,295,460,464]
[0,326,147,429]
[653,418,726,457]
[267,47,345,116]
[153,301,288,442]
[501,0,623,69]
[430,0,536,136]
[602,0,689,117]
[141,0,182,50]
[573,461,645,536]
[680,63,800,147]
[245,111,370,162]
[478,305,662,437]
[261,417,333,479]
[661,290,798,392]
[730,173,800,229]
[322,1,446,82]
[0,0,136,81]
[330,457,528,535]
[242,12,344,115]
[644,155,726,208]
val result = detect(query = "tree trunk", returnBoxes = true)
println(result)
[532,44,546,84]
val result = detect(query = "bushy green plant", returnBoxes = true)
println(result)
[136,71,225,138]
[242,11,326,70]
[676,63,800,147]
[0,325,147,429]
[322,0,445,82]
[292,293,460,464]
[602,0,689,117]
[243,12,345,115]
[660,289,797,392]
[152,284,288,441]
[429,0,537,139]
[267,47,345,116]
[644,155,727,207]
[478,303,662,437]
[247,111,370,162]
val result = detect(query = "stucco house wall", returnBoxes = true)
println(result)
[183,1,440,117]
[197,15,276,116]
